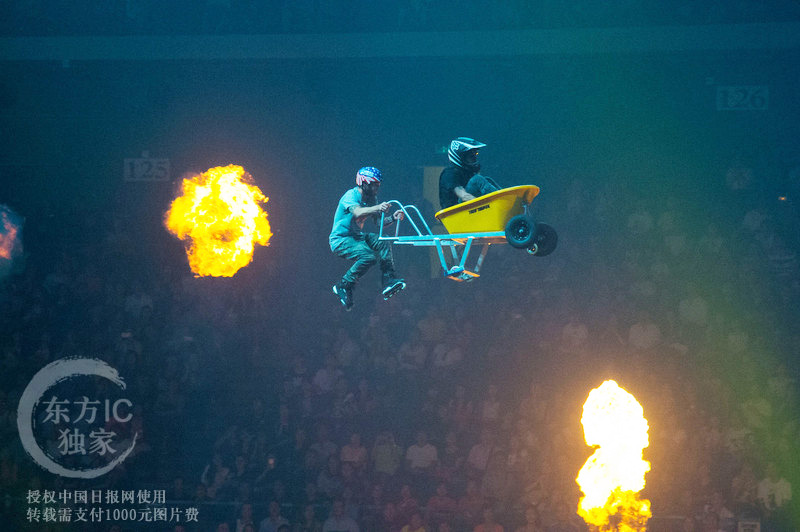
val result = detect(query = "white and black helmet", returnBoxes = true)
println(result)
[448,137,486,171]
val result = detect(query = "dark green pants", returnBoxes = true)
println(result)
[333,233,394,286]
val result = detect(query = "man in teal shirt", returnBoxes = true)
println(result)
[330,167,405,311]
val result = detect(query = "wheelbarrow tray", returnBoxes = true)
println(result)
[434,185,540,234]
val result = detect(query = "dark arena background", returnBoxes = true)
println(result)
[1,2,799,532]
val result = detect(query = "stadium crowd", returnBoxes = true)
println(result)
[0,159,797,532]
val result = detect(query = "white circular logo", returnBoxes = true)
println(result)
[17,358,139,479]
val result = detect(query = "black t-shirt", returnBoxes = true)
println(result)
[438,165,473,210]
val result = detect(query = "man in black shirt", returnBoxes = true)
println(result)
[438,137,501,210]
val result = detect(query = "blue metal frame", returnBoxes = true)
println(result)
[377,200,509,281]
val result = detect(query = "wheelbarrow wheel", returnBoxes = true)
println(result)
[505,214,536,249]
[530,223,557,256]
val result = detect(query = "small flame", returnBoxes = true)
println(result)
[164,165,272,277]
[576,380,651,531]
[0,206,23,268]
[0,210,20,260]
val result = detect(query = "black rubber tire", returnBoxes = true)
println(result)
[531,223,557,256]
[505,214,536,249]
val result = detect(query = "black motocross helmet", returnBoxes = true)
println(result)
[448,137,486,174]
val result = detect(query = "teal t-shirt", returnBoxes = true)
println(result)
[329,187,375,251]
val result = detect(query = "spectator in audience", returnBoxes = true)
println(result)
[381,501,405,532]
[317,455,344,501]
[401,511,427,532]
[286,355,310,391]
[273,403,294,444]
[236,502,256,532]
[372,430,404,480]
[705,491,735,531]
[730,463,758,514]
[466,429,496,480]
[431,338,465,372]
[436,521,455,532]
[482,446,510,504]
[354,377,378,424]
[398,331,429,371]
[335,328,361,369]
[231,454,255,487]
[360,483,386,530]
[446,384,475,435]
[340,464,367,503]
[474,505,504,532]
[480,383,503,428]
[313,355,343,396]
[756,462,792,523]
[458,479,486,529]
[627,309,662,353]
[259,500,290,532]
[169,476,186,501]
[435,431,466,488]
[254,454,281,493]
[201,452,230,488]
[405,431,439,482]
[270,479,289,506]
[425,481,458,525]
[322,499,360,532]
[293,503,323,532]
[284,427,310,481]
[680,515,697,531]
[340,431,369,473]
[514,506,543,532]
[559,313,589,355]
[543,498,583,532]
[395,483,421,525]
[309,423,338,464]
[699,510,724,532]
[677,285,710,340]
[291,482,318,510]
[194,483,209,503]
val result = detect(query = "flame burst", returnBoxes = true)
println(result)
[576,380,651,531]
[0,209,21,260]
[0,205,23,279]
[164,165,272,277]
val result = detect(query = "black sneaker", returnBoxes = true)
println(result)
[333,282,353,311]
[381,276,406,300]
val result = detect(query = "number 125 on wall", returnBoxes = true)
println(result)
[124,155,170,182]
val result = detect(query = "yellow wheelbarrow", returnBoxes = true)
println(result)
[379,185,557,281]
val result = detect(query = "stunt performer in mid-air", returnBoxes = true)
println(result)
[330,166,406,311]
[438,137,501,209]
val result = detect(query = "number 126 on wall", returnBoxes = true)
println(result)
[716,86,769,111]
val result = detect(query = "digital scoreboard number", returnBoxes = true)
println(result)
[124,152,170,182]
[716,86,769,111]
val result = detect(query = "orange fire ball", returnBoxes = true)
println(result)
[164,165,272,277]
